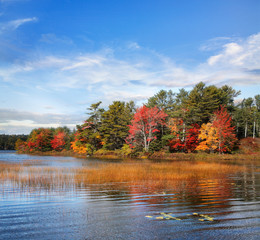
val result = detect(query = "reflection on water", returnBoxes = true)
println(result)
[0,151,259,240]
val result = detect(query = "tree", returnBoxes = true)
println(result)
[167,119,199,152]
[196,106,237,153]
[99,101,133,150]
[219,85,240,112]
[0,134,28,150]
[185,124,200,152]
[51,132,66,151]
[79,101,105,150]
[86,101,104,132]
[186,82,240,125]
[212,106,237,153]
[147,90,175,114]
[254,95,260,138]
[15,138,28,152]
[196,123,218,153]
[127,105,168,151]
[27,128,54,152]
[167,118,185,152]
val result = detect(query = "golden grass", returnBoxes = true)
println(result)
[0,161,248,189]
[74,161,247,185]
[0,162,73,188]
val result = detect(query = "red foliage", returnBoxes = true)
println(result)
[169,123,200,152]
[27,128,53,152]
[212,105,237,153]
[127,105,168,151]
[51,132,66,151]
[185,124,200,152]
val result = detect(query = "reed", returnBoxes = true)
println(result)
[0,161,248,188]
[74,161,247,185]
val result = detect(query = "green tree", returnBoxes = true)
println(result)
[99,101,133,150]
[186,82,239,125]
[147,89,175,114]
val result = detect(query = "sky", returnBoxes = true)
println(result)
[0,0,260,134]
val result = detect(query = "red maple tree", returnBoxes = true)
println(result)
[168,122,200,152]
[51,132,66,151]
[127,105,168,151]
[212,105,237,153]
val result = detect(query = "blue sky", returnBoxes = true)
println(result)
[0,0,260,134]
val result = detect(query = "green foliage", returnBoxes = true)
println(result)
[233,96,260,139]
[148,139,163,153]
[0,134,28,150]
[186,82,240,124]
[120,144,133,156]
[99,101,133,150]
[147,89,175,114]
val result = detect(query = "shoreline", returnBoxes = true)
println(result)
[15,149,260,163]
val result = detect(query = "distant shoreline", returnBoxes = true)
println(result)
[15,149,260,163]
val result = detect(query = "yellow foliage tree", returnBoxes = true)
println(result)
[195,123,218,152]
[71,141,87,154]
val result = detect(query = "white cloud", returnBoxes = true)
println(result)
[0,120,77,134]
[0,17,37,33]
[127,42,141,50]
[2,34,260,87]
[0,108,84,134]
[206,33,260,69]
[1,33,260,108]
[0,33,260,98]
[1,33,260,134]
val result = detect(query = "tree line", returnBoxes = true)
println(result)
[15,82,260,155]
[0,134,28,150]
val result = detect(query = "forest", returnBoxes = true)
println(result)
[15,82,260,156]
[0,134,28,150]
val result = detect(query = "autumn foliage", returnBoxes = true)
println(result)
[15,101,239,156]
[15,127,71,153]
[196,106,237,153]
[51,132,66,151]
[168,118,200,152]
[127,105,168,151]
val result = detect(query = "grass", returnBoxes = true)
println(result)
[74,161,247,185]
[0,160,249,189]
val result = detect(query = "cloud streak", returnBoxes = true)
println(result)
[0,17,37,34]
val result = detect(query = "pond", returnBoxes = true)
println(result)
[0,151,259,240]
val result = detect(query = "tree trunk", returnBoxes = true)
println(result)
[245,121,248,138]
[253,120,256,139]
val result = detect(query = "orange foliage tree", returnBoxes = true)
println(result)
[196,106,237,153]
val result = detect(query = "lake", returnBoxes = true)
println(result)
[0,151,259,240]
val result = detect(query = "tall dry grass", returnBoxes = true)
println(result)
[0,161,248,188]
[74,161,247,185]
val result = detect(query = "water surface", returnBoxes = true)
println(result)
[0,151,259,239]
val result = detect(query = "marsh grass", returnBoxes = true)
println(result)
[74,161,247,185]
[149,152,260,163]
[0,162,74,189]
[0,161,249,189]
